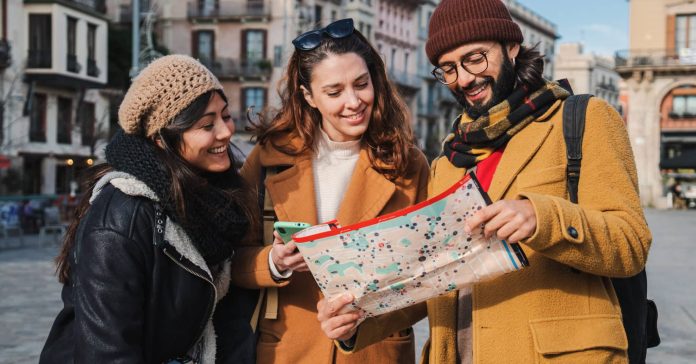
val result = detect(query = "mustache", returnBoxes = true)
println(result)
[461,77,493,93]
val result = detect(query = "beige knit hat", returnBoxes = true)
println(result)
[118,55,223,137]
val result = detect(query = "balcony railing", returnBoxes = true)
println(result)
[27,49,52,69]
[202,58,273,79]
[388,69,421,91]
[615,49,696,69]
[0,39,11,69]
[87,58,100,77]
[67,54,81,73]
[67,0,106,13]
[187,0,270,19]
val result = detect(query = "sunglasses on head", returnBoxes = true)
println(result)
[292,18,355,51]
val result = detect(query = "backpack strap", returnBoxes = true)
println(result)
[562,94,592,203]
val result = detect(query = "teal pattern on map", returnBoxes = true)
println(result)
[294,174,528,320]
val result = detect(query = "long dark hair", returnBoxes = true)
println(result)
[507,42,546,91]
[56,90,257,283]
[252,29,415,181]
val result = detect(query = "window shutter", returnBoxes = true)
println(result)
[192,31,199,59]
[666,15,676,56]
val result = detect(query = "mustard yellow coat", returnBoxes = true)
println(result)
[350,98,652,363]
[231,136,430,364]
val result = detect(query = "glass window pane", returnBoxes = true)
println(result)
[673,96,686,115]
[197,32,213,63]
[686,96,696,115]
[690,15,696,49]
[676,16,688,51]
[246,31,264,60]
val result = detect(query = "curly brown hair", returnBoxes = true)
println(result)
[251,29,415,180]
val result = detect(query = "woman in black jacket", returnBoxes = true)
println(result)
[40,55,257,363]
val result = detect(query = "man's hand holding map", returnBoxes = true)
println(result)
[293,173,528,321]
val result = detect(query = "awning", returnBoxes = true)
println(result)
[660,149,696,169]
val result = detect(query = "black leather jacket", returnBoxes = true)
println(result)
[40,183,244,363]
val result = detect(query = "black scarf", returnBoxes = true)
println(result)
[442,80,572,168]
[105,130,248,266]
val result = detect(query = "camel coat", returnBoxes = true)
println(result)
[348,98,651,363]
[231,136,430,364]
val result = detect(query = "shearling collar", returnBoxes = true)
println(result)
[91,171,231,364]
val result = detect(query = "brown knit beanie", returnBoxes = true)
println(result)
[425,0,523,65]
[118,54,223,137]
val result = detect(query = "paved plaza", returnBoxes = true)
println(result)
[1,209,694,363]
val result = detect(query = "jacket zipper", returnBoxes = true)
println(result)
[162,248,217,356]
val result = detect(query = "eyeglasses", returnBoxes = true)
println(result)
[292,18,355,51]
[431,48,491,85]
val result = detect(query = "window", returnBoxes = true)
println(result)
[241,87,266,129]
[391,48,396,70]
[404,52,409,72]
[80,102,96,146]
[672,95,696,117]
[675,14,696,54]
[87,23,99,77]
[198,0,218,16]
[243,88,266,111]
[274,45,283,66]
[67,17,79,73]
[192,30,215,67]
[28,14,51,68]
[242,30,266,61]
[29,93,47,142]
[366,25,371,40]
[314,5,323,27]
[331,10,337,22]
[57,97,72,144]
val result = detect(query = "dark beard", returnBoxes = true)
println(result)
[452,57,517,119]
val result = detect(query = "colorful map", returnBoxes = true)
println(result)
[294,174,528,319]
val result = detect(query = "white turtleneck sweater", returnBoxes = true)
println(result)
[312,127,361,223]
[268,127,361,279]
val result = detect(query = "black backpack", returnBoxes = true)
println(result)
[562,95,660,364]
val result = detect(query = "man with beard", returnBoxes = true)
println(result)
[316,0,652,363]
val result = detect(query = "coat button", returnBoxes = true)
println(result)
[567,226,579,239]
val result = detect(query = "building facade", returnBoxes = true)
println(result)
[554,42,621,111]
[503,0,558,81]
[1,0,110,196]
[107,0,349,155]
[616,0,696,207]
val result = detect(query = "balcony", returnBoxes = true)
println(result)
[0,40,11,69]
[87,58,100,77]
[615,49,696,76]
[25,0,107,16]
[203,58,273,80]
[388,69,421,93]
[27,49,52,69]
[67,54,81,73]
[187,0,270,21]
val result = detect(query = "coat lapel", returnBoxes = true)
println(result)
[336,148,396,225]
[487,101,562,202]
[261,146,320,225]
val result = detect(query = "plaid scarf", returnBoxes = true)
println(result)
[442,80,572,168]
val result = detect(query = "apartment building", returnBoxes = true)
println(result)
[108,0,348,154]
[0,0,109,196]
[554,43,621,111]
[616,0,696,207]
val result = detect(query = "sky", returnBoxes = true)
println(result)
[516,0,630,57]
